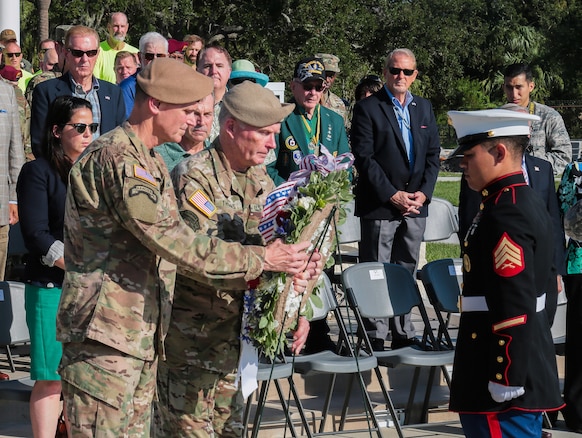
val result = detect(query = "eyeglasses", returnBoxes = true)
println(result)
[65,123,99,134]
[388,67,415,76]
[144,52,167,61]
[5,52,21,58]
[67,48,98,58]
[299,82,324,92]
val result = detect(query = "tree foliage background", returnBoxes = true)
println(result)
[20,0,582,138]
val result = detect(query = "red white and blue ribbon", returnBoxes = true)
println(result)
[258,145,353,243]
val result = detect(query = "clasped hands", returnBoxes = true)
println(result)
[390,190,426,216]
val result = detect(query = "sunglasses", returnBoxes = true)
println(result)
[65,123,99,134]
[67,48,98,58]
[300,82,324,92]
[388,67,415,76]
[5,52,21,58]
[144,52,167,61]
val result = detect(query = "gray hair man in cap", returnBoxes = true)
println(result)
[448,109,564,437]
[155,81,322,436]
[57,60,317,437]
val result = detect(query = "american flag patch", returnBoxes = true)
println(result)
[133,165,157,186]
[188,190,216,218]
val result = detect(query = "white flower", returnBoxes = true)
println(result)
[298,196,316,211]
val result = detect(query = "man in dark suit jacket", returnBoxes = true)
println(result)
[30,25,125,158]
[351,48,441,349]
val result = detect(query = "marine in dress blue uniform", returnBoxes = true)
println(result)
[448,109,564,438]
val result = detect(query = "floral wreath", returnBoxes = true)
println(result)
[241,145,354,359]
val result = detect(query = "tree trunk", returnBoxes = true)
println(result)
[38,0,51,41]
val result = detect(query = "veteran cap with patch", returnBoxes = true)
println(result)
[448,109,540,157]
[315,53,340,73]
[137,57,213,105]
[293,56,326,83]
[222,81,295,128]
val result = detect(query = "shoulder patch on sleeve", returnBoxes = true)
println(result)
[493,232,524,277]
[187,189,216,218]
[133,164,157,186]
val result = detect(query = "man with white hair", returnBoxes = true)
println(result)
[119,31,168,119]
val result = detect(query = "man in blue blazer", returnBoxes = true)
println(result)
[351,48,441,350]
[30,25,125,158]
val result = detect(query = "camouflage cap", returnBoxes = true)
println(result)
[137,57,213,104]
[315,53,340,73]
[222,81,294,128]
[0,29,17,43]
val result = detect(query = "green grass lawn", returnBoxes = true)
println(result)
[425,171,462,263]
[426,242,460,262]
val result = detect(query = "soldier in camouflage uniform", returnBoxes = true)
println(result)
[503,63,572,175]
[57,59,315,437]
[316,53,349,128]
[155,82,317,437]
[0,75,31,160]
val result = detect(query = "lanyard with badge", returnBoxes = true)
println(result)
[301,105,321,155]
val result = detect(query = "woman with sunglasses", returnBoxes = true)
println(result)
[16,95,96,438]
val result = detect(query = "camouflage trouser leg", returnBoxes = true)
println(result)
[60,342,158,438]
[154,363,243,437]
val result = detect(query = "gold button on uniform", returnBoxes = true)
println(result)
[499,340,505,346]
[471,333,477,339]
[497,356,503,363]
[496,373,502,380]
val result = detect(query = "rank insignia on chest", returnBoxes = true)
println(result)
[188,190,217,218]
[133,164,157,186]
[493,232,524,277]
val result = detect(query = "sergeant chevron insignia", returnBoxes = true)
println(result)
[493,232,524,277]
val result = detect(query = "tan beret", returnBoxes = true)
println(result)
[222,81,294,128]
[137,58,213,105]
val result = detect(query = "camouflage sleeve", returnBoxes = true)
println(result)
[99,151,266,282]
[536,108,572,176]
[171,155,262,289]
